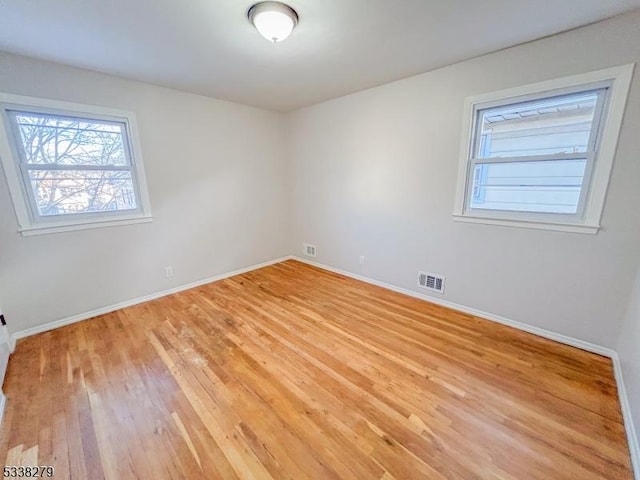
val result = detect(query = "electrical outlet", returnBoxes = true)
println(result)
[164,266,174,278]
[359,256,365,265]
[303,243,317,258]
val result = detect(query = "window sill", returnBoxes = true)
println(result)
[19,215,153,236]
[452,214,599,234]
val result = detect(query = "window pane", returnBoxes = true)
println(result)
[28,169,137,216]
[476,91,600,158]
[11,111,129,166]
[470,159,587,214]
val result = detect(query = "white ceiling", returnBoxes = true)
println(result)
[0,0,638,111]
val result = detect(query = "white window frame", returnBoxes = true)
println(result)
[0,93,153,236]
[453,64,634,234]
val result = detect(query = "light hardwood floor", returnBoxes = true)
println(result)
[0,260,633,479]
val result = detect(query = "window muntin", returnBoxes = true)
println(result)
[474,91,600,159]
[465,87,609,220]
[7,110,141,220]
[27,169,137,217]
[11,112,130,166]
[469,159,587,214]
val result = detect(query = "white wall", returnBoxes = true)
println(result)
[288,11,640,349]
[619,266,640,466]
[1,12,639,351]
[0,52,290,334]
[0,7,637,458]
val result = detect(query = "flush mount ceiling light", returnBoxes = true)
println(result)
[248,1,298,43]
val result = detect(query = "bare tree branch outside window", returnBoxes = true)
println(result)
[12,112,138,216]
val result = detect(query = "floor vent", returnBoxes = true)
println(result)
[303,243,317,258]
[418,271,445,294]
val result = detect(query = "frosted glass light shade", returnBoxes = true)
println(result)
[248,2,298,43]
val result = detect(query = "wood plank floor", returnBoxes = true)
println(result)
[0,260,632,479]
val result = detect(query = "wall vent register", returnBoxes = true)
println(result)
[418,271,445,294]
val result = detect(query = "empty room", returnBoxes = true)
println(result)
[0,1,639,478]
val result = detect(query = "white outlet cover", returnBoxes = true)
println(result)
[303,243,317,258]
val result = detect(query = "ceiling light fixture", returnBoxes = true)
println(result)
[248,1,298,43]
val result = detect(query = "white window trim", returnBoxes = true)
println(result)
[453,64,635,234]
[0,93,153,236]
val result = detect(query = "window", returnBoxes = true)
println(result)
[453,64,634,234]
[0,94,152,235]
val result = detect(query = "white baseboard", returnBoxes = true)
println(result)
[613,354,640,480]
[4,254,639,478]
[10,254,615,357]
[0,391,5,425]
[0,325,10,352]
[292,255,638,479]
[292,256,614,357]
[9,256,291,349]
[0,326,10,421]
